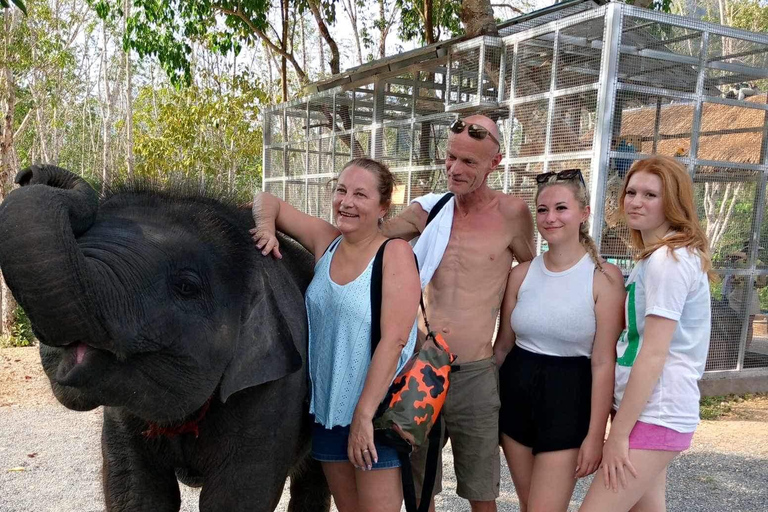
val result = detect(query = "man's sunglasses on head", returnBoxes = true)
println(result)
[535,168,586,187]
[449,119,501,150]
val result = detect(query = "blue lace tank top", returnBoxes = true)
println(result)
[306,236,418,428]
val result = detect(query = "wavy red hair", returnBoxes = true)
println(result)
[619,156,712,277]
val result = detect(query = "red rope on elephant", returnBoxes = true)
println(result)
[142,397,213,439]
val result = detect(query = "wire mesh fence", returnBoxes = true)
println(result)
[262,2,768,375]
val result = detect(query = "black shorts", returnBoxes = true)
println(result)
[499,346,592,455]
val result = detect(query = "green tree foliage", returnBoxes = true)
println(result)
[132,68,267,192]
[89,0,336,88]
[396,0,463,44]
[0,0,27,15]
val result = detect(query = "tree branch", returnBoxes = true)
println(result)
[212,4,308,83]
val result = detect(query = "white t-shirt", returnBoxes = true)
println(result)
[614,245,711,433]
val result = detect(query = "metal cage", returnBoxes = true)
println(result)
[262,1,768,377]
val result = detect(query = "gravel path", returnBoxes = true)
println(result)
[2,347,767,511]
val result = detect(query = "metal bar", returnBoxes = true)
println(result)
[589,1,622,248]
[510,83,599,106]
[263,110,272,183]
[708,59,768,79]
[703,366,768,377]
[502,5,608,45]
[331,92,337,175]
[389,77,446,91]
[693,158,768,172]
[616,82,697,101]
[507,41,520,193]
[736,272,758,372]
[688,31,709,175]
[282,106,288,184]
[304,101,311,212]
[497,44,508,103]
[452,35,503,53]
[506,150,594,165]
[622,4,768,45]
[620,20,655,34]
[543,28,560,172]
[445,51,453,111]
[639,31,702,51]
[263,173,336,182]
[702,94,768,111]
[707,46,768,63]
[652,96,662,153]
[477,40,487,104]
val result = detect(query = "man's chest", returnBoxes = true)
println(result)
[440,215,514,269]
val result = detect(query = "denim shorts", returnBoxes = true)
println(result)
[311,422,402,469]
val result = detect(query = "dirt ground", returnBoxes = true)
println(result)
[0,346,57,408]
[3,346,768,512]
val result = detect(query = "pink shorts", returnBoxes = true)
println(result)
[628,421,694,452]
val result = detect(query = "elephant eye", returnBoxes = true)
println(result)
[171,270,203,299]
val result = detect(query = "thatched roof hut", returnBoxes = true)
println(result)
[617,93,767,164]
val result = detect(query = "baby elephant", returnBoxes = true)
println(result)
[0,165,330,512]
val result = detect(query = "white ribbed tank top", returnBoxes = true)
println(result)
[510,253,596,358]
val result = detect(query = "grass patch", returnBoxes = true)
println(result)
[0,307,35,348]
[700,393,760,420]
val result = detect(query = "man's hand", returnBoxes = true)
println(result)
[250,228,282,259]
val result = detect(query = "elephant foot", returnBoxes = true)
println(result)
[288,456,331,512]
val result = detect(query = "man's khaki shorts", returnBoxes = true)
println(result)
[411,357,501,502]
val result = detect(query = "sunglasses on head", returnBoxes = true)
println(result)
[535,169,585,187]
[449,119,500,149]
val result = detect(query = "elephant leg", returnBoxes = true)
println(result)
[101,410,181,512]
[288,456,331,512]
[198,454,289,512]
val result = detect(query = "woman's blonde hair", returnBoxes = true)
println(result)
[535,174,606,276]
[619,155,712,277]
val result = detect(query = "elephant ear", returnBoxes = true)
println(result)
[219,258,306,403]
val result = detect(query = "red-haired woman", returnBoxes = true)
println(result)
[580,156,713,512]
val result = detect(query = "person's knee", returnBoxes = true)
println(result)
[469,499,497,512]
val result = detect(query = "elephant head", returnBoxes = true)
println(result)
[0,165,312,422]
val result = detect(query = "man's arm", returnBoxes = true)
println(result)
[503,196,535,263]
[380,202,428,241]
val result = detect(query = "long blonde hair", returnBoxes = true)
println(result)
[619,156,713,277]
[535,175,606,276]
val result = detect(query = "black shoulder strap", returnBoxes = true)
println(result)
[425,192,454,227]
[370,239,395,354]
[371,239,423,355]
[399,414,442,512]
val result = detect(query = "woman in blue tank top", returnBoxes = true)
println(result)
[252,158,419,512]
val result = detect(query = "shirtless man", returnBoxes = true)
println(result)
[381,114,535,511]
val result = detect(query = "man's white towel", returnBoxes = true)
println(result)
[412,192,454,289]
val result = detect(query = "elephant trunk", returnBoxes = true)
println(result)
[0,165,107,347]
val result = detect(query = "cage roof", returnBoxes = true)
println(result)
[303,0,608,94]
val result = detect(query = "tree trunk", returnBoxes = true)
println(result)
[101,20,112,187]
[0,9,18,336]
[341,0,364,65]
[124,0,135,180]
[378,0,388,59]
[281,0,288,100]
[306,0,341,75]
[460,0,499,37]
[425,0,435,44]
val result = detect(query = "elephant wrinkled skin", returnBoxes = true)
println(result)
[0,165,330,512]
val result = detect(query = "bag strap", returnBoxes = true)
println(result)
[425,192,454,227]
[370,239,395,354]
[399,414,442,512]
[371,240,431,354]
[370,238,442,512]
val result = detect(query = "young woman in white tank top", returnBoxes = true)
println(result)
[493,169,626,512]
